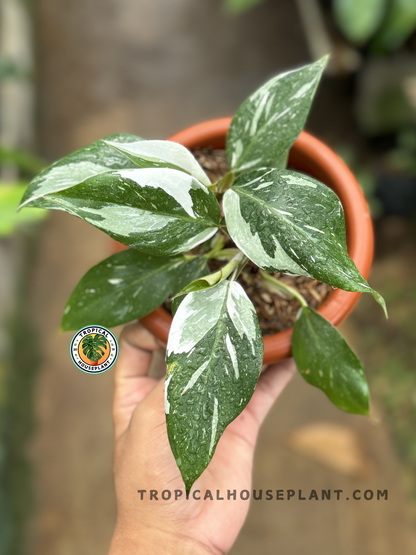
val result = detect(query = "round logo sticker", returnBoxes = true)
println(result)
[69,326,119,374]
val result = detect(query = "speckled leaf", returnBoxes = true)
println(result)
[226,57,327,172]
[292,307,369,415]
[22,167,221,256]
[61,250,207,330]
[104,139,211,187]
[223,168,387,314]
[165,280,263,492]
[18,134,141,210]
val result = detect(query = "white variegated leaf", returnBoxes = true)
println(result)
[223,168,387,315]
[165,280,263,492]
[18,134,141,210]
[104,139,211,187]
[226,57,327,172]
[22,167,221,256]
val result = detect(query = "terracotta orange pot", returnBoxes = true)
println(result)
[121,118,374,365]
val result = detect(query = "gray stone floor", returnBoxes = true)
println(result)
[27,0,416,552]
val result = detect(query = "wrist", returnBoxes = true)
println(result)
[109,523,222,555]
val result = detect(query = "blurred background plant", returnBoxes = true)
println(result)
[0,0,46,554]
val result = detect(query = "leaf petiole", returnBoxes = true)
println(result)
[229,252,248,281]
[205,248,240,260]
[217,171,235,193]
[258,269,308,308]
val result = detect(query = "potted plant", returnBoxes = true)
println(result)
[19,56,387,494]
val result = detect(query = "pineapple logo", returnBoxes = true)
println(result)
[70,326,118,374]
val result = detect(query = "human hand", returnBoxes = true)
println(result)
[109,322,296,555]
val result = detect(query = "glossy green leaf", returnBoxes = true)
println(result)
[18,134,141,210]
[292,307,369,415]
[165,280,264,492]
[22,167,221,256]
[104,139,211,187]
[62,249,208,330]
[333,0,388,44]
[226,57,327,172]
[223,168,387,315]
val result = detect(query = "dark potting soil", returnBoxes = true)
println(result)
[164,147,334,337]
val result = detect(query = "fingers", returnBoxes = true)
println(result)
[245,358,297,428]
[113,322,164,440]
[117,322,163,378]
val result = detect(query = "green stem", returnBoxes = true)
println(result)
[259,269,308,308]
[173,251,248,298]
[221,251,247,281]
[229,252,248,281]
[217,171,235,193]
[205,248,240,260]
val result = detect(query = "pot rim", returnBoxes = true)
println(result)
[139,118,374,365]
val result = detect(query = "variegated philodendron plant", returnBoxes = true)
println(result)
[19,57,387,493]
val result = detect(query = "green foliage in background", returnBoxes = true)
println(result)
[0,185,46,237]
[223,0,264,14]
[0,148,47,238]
[222,0,416,52]
[333,0,388,45]
[387,129,416,177]
[350,233,416,516]
[372,0,416,52]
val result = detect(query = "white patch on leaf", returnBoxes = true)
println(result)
[108,278,123,285]
[182,360,210,395]
[227,282,258,355]
[106,140,211,187]
[225,334,239,379]
[164,374,172,414]
[166,283,228,356]
[117,167,203,219]
[209,397,219,456]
